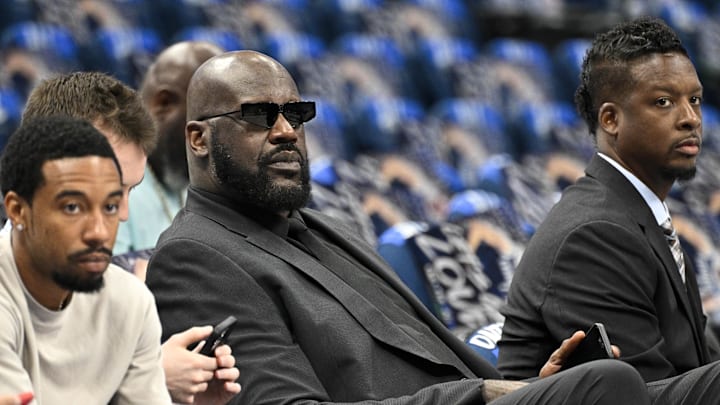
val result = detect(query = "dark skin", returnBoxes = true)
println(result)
[142,41,223,192]
[183,50,617,401]
[595,52,703,200]
[6,157,122,311]
[186,51,308,218]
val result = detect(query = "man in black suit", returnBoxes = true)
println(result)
[498,17,720,403]
[145,49,651,404]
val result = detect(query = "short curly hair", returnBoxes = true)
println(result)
[1,115,121,204]
[575,16,689,137]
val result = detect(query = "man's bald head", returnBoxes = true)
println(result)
[187,50,299,122]
[141,41,224,191]
[141,41,224,102]
[184,50,310,212]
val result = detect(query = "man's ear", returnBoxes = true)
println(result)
[598,102,620,137]
[4,191,28,228]
[186,121,210,158]
[148,89,177,119]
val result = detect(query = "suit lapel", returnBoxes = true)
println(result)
[587,157,707,362]
[185,190,473,373]
[248,219,477,373]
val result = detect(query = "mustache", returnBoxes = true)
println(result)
[259,143,306,166]
[67,246,113,261]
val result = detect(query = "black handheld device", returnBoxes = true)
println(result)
[199,315,237,356]
[563,322,614,369]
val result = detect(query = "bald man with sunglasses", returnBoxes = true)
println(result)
[145,50,651,405]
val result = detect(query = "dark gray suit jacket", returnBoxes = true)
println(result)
[498,154,712,381]
[146,187,500,405]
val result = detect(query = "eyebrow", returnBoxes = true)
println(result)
[651,83,703,94]
[55,189,124,200]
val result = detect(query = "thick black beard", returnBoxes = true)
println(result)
[211,138,311,213]
[664,166,696,182]
[52,271,104,293]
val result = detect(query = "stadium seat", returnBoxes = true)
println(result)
[1,22,79,71]
[377,220,506,336]
[172,26,242,51]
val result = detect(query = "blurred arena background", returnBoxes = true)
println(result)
[2,0,720,341]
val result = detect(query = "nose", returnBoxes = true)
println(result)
[678,102,701,131]
[83,210,113,245]
[267,113,299,144]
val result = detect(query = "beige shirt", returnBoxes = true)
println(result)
[0,234,171,404]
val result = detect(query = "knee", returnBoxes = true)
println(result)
[580,360,648,403]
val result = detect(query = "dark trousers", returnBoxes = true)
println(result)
[492,360,650,405]
[648,360,720,404]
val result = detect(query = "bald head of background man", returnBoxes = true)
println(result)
[141,41,224,193]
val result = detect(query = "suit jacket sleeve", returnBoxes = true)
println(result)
[503,219,678,381]
[147,236,490,405]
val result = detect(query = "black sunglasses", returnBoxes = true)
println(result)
[197,101,316,129]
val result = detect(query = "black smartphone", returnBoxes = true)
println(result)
[199,315,237,356]
[563,322,614,369]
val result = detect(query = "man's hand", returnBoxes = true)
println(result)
[194,344,241,405]
[539,331,621,378]
[161,326,241,404]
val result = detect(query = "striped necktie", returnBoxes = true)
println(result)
[661,218,685,284]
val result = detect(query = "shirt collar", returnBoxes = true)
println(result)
[597,153,669,226]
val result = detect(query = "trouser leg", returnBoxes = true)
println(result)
[491,359,649,405]
[648,360,720,405]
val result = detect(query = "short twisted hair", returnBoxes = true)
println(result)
[22,71,157,154]
[575,17,689,137]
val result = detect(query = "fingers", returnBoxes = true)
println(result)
[611,344,621,358]
[215,365,240,382]
[554,331,586,363]
[167,326,213,348]
[539,330,586,378]
[224,381,242,395]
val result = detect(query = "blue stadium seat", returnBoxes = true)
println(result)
[303,0,384,44]
[406,36,479,107]
[172,26,242,51]
[429,98,510,157]
[446,189,527,298]
[87,27,163,86]
[261,31,326,75]
[406,0,479,40]
[1,22,79,71]
[485,37,554,99]
[702,104,720,153]
[377,220,506,336]
[346,97,425,156]
[304,97,349,161]
[0,0,37,32]
[552,38,591,104]
[465,321,504,365]
[109,0,218,43]
[0,88,23,151]
[331,33,412,99]
[513,101,593,160]
[308,157,379,246]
